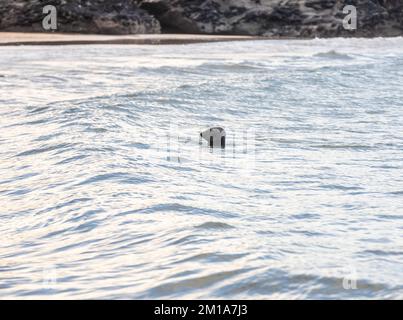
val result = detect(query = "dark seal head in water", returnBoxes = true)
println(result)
[200,127,226,148]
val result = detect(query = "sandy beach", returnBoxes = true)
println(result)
[0,32,260,46]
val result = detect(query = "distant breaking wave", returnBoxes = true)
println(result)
[314,50,354,60]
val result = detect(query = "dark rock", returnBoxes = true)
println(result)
[0,0,402,37]
[139,0,403,37]
[0,0,161,34]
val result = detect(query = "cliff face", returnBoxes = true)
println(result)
[0,0,161,34]
[1,0,402,37]
[141,0,403,37]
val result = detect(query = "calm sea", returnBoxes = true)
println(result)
[1,38,403,299]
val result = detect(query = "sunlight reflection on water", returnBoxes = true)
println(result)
[1,38,403,299]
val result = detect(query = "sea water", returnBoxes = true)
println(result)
[0,38,403,299]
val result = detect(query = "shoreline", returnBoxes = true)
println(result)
[1,32,401,47]
[0,32,262,46]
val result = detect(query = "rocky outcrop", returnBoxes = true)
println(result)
[0,0,402,37]
[139,0,403,37]
[0,0,161,34]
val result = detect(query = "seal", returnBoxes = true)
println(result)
[200,127,226,148]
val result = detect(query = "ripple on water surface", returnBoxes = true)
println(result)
[0,38,403,299]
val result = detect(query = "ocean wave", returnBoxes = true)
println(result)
[1,38,403,299]
[314,50,354,60]
[198,61,268,72]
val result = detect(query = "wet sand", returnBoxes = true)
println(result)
[0,32,260,45]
